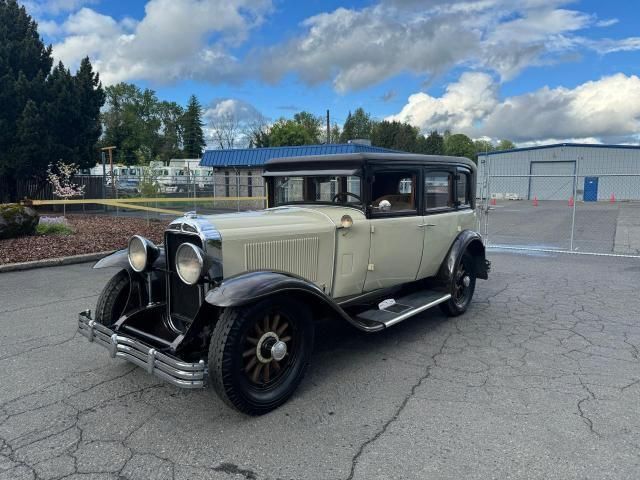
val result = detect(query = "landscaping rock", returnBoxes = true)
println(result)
[0,204,40,239]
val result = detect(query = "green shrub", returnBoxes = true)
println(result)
[36,222,74,236]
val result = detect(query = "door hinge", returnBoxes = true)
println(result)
[367,263,375,271]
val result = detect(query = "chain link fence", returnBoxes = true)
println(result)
[21,170,266,218]
[478,157,640,257]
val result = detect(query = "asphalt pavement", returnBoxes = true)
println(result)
[0,252,639,479]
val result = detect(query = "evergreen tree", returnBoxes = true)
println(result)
[339,108,372,142]
[424,130,445,155]
[182,94,206,157]
[0,1,104,200]
[0,0,52,200]
[73,57,105,169]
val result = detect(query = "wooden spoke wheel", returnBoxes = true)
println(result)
[242,312,296,387]
[208,297,314,415]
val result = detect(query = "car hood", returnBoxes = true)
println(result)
[173,206,365,240]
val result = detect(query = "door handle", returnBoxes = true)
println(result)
[418,223,437,227]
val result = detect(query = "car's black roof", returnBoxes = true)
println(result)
[264,152,476,172]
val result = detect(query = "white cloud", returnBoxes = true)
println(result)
[387,72,499,132]
[204,98,264,124]
[256,1,640,91]
[51,0,272,84]
[21,0,98,16]
[390,73,640,143]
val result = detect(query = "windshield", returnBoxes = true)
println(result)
[273,175,362,207]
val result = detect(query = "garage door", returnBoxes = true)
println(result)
[529,161,575,200]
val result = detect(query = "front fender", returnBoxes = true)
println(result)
[438,230,489,283]
[204,271,367,331]
[93,247,166,270]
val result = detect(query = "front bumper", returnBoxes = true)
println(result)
[77,310,206,389]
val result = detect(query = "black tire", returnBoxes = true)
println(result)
[208,297,314,415]
[95,269,131,326]
[439,252,476,317]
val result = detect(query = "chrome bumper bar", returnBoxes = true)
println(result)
[77,310,206,389]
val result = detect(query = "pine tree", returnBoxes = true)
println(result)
[73,57,105,169]
[182,95,206,157]
[0,1,104,200]
[339,108,372,142]
[0,0,53,200]
[424,130,445,155]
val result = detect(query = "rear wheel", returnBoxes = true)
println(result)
[439,252,476,317]
[208,297,314,415]
[94,269,132,326]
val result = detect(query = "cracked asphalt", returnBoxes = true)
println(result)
[1,252,639,479]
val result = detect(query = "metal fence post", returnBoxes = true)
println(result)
[569,160,578,251]
[236,169,240,212]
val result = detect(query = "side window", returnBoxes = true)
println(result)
[425,171,454,210]
[370,171,417,213]
[457,171,471,207]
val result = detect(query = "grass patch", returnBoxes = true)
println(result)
[36,222,74,236]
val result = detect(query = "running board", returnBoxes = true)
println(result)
[355,290,451,328]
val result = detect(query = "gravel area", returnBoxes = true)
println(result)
[0,215,168,265]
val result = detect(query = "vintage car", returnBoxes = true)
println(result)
[78,152,489,415]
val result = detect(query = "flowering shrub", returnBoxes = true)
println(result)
[47,161,86,217]
[39,216,69,225]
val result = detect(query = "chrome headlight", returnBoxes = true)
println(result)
[175,243,207,285]
[128,235,159,272]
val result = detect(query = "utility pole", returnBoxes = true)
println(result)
[326,110,330,144]
[101,146,117,200]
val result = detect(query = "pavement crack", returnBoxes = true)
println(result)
[345,332,451,480]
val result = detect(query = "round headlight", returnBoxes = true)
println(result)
[128,235,148,272]
[176,243,204,285]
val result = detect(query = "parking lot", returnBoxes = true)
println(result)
[486,200,640,255]
[1,251,639,479]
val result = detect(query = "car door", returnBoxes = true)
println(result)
[417,167,459,279]
[363,168,424,291]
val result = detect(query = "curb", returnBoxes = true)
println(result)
[0,250,115,273]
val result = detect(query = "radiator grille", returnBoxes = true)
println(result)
[245,237,319,281]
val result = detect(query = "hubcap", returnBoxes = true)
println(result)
[271,341,287,361]
[242,312,294,386]
[462,275,471,287]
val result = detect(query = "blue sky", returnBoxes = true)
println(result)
[23,0,640,145]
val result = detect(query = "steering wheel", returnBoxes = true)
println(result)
[332,192,362,203]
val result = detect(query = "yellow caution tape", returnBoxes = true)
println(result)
[27,196,265,205]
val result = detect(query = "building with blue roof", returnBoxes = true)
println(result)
[200,143,396,168]
[198,143,398,204]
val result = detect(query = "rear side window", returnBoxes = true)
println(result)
[425,172,453,210]
[457,171,471,207]
[370,171,418,213]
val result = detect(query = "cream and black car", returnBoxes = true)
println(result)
[78,152,489,414]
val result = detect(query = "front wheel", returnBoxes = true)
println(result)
[94,269,132,326]
[439,252,476,317]
[208,297,314,415]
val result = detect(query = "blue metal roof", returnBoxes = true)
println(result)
[200,144,398,167]
[479,142,640,157]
